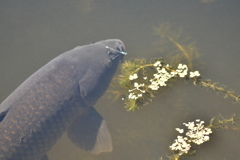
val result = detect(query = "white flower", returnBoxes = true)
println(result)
[169,135,191,154]
[127,82,146,99]
[178,72,187,77]
[183,122,194,129]
[153,73,161,79]
[129,73,138,80]
[148,83,159,90]
[189,72,194,78]
[128,93,137,100]
[178,64,183,69]
[171,71,177,76]
[176,128,184,133]
[175,64,188,78]
[153,61,161,67]
[182,64,188,69]
[156,67,161,72]
[189,71,201,78]
[194,71,200,76]
[184,119,212,145]
[161,68,167,73]
[203,136,209,141]
[170,119,212,155]
[134,82,139,87]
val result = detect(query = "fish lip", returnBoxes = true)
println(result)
[104,39,127,61]
[115,40,126,52]
[102,39,126,52]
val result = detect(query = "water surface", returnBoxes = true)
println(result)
[1,0,240,159]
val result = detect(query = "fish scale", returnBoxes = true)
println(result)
[0,82,83,159]
[0,39,126,160]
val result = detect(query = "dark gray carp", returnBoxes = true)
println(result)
[0,39,126,160]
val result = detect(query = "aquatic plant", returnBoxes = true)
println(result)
[165,115,239,160]
[111,23,240,160]
[154,23,200,70]
[118,57,239,111]
[119,59,201,111]
[116,23,240,111]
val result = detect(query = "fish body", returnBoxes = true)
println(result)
[0,39,126,160]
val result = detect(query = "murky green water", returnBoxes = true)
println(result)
[1,0,240,159]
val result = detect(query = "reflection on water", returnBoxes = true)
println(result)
[154,23,201,70]
[201,0,218,3]
[78,0,96,14]
[1,0,240,160]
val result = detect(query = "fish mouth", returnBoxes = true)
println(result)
[104,39,127,61]
[115,40,126,53]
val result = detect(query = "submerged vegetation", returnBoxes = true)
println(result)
[111,23,240,159]
[165,115,239,160]
[154,23,200,70]
[119,59,202,111]
[118,57,240,111]
[116,23,240,111]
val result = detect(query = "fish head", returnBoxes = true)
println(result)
[103,39,126,62]
[78,39,126,106]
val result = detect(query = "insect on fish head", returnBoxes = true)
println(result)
[78,39,126,106]
[105,40,127,61]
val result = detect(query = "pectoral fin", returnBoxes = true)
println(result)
[0,107,9,122]
[78,79,98,106]
[67,107,112,154]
